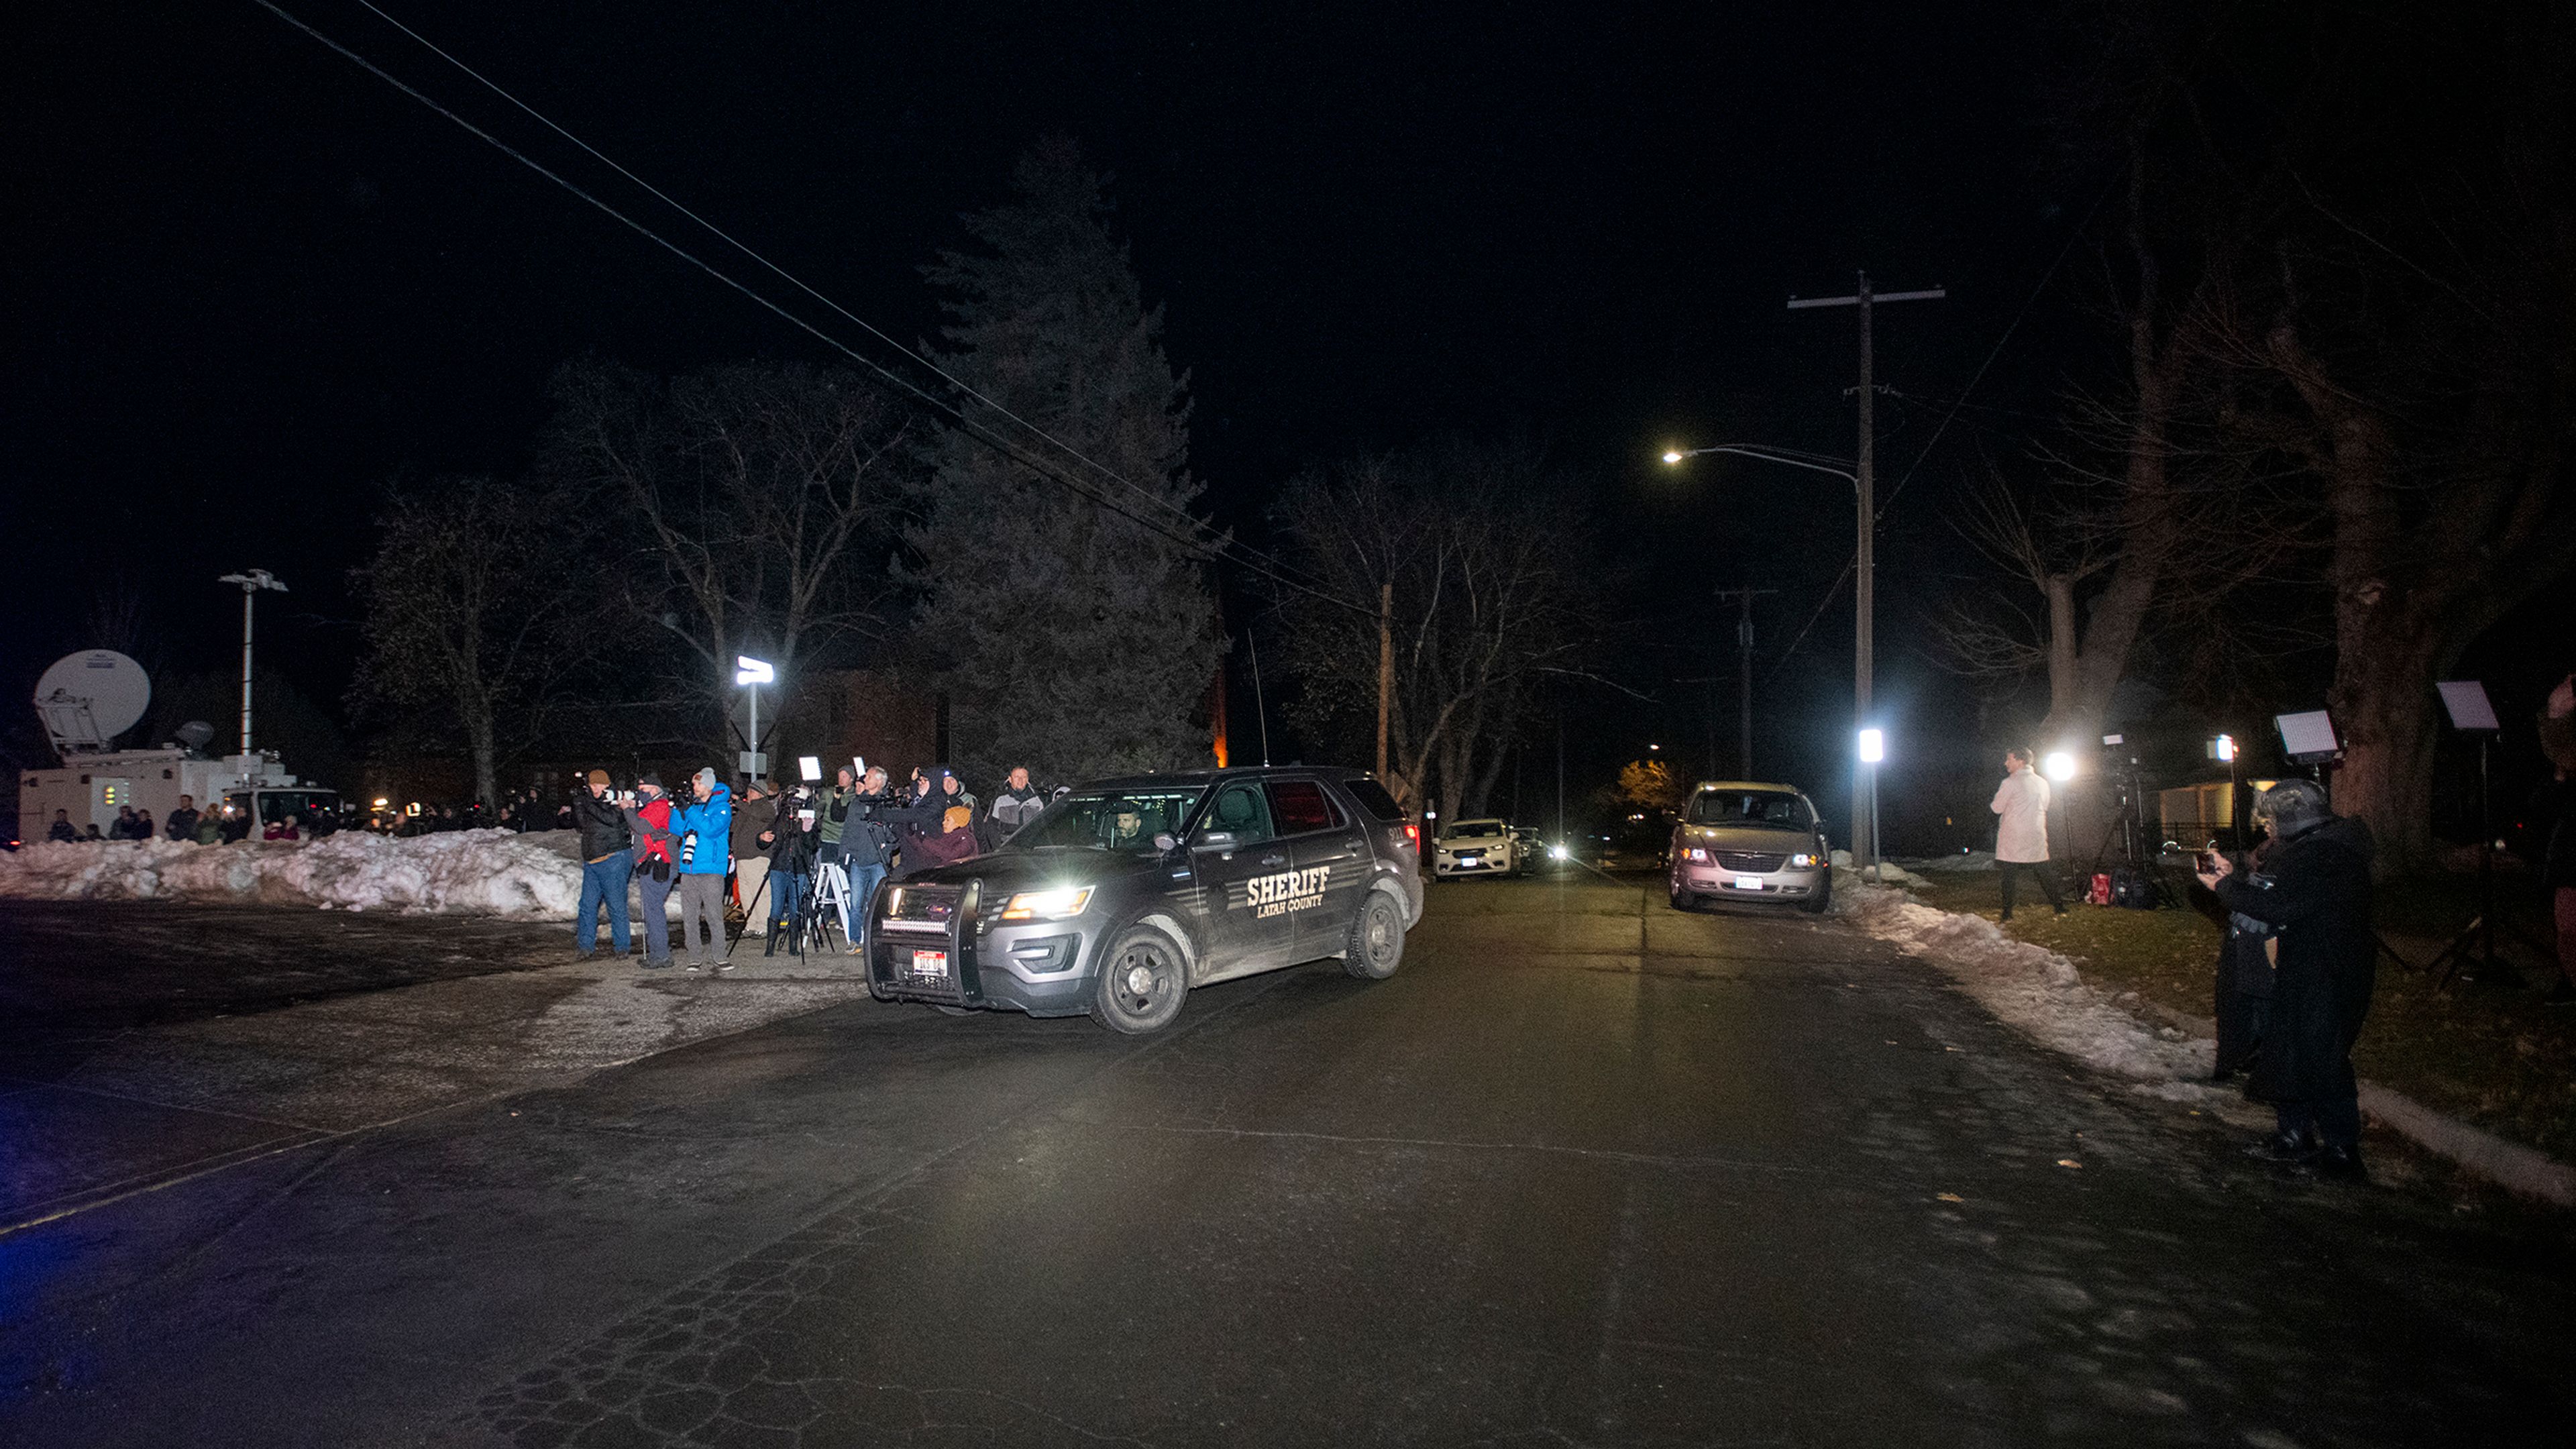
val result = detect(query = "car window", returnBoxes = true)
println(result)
[1685,791,1810,828]
[1445,821,1503,839]
[1010,788,1209,853]
[1201,783,1277,845]
[1265,780,1342,836]
[1342,779,1404,821]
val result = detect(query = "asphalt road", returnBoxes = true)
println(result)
[3,874,2571,1448]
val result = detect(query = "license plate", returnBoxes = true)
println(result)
[1733,875,1766,890]
[1460,852,1482,862]
[910,949,949,977]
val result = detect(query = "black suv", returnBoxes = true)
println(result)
[863,767,1422,1033]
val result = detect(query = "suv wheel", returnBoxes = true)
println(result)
[1800,873,1833,914]
[1091,922,1189,1034]
[1669,871,1698,912]
[1343,891,1407,979]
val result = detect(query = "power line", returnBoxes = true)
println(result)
[245,1,1375,621]
[1765,174,2118,681]
[346,0,1335,598]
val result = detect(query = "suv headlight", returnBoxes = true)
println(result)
[1685,847,1711,863]
[998,885,1093,922]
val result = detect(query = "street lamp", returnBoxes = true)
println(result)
[1855,727,1886,883]
[216,569,287,759]
[735,655,774,782]
[1666,442,1877,866]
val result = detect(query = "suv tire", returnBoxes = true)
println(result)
[1344,891,1407,979]
[1090,922,1189,1034]
[1669,874,1698,912]
[1800,873,1833,914]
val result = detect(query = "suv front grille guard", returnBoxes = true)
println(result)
[867,879,985,1006]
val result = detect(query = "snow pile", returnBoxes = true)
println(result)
[1831,870,2216,1089]
[0,830,584,919]
[1903,849,1997,873]
[1827,849,1926,888]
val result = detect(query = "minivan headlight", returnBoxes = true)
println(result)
[999,886,1094,922]
[1791,853,1818,869]
[1685,847,1711,863]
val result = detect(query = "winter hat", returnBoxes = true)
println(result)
[694,766,718,793]
[587,769,611,788]
[636,772,665,794]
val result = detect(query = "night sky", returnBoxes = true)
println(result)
[9,1,2141,836]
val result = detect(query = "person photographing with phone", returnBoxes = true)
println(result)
[2194,779,2377,1179]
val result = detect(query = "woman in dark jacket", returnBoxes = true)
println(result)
[2196,780,2376,1179]
[755,788,820,957]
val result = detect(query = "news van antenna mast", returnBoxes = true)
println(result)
[217,570,288,756]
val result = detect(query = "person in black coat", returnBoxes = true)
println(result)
[2196,779,2377,1180]
[2204,833,2279,1083]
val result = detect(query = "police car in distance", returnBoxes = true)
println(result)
[864,767,1423,1034]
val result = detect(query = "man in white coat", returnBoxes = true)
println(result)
[1990,745,2065,920]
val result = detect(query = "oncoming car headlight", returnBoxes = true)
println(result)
[999,886,1094,922]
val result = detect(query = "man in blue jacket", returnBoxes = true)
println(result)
[674,766,733,971]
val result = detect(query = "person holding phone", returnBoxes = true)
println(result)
[2195,779,2376,1179]
[1990,746,2064,920]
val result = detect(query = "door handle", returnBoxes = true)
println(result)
[1258,854,1288,866]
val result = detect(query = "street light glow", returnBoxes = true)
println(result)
[1661,449,1684,464]
[2212,733,2237,762]
[2043,750,2076,782]
[1857,727,1885,763]
[734,655,774,686]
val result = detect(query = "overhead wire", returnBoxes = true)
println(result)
[1763,173,2118,680]
[246,0,1376,620]
[344,0,1338,598]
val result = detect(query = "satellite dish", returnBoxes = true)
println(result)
[176,720,217,752]
[34,650,152,751]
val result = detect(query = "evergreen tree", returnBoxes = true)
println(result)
[909,138,1221,782]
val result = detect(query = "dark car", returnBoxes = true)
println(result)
[863,767,1424,1034]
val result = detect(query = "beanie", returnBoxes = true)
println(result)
[636,771,664,792]
[694,766,718,792]
[586,769,611,788]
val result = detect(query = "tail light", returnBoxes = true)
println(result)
[1404,822,1420,849]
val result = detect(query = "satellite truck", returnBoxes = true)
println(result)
[19,649,336,842]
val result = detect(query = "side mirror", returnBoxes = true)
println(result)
[1190,830,1232,851]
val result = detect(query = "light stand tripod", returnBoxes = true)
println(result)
[2087,752,2178,908]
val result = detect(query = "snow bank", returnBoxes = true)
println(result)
[1827,849,1927,888]
[1831,867,2576,1204]
[0,830,584,919]
[1830,871,2216,1086]
[1902,849,1997,873]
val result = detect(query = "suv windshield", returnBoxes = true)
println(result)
[1008,788,1208,853]
[1443,821,1504,839]
[1686,791,1809,829]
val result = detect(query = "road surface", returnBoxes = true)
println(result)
[2,875,2569,1447]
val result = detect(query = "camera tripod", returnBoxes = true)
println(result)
[2087,755,2179,908]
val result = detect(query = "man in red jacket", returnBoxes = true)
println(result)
[625,773,680,969]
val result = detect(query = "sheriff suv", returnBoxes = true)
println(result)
[864,767,1423,1034]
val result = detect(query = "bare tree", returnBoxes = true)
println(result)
[1273,438,1605,821]
[546,360,918,765]
[350,478,602,810]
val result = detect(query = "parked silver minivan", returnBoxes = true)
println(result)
[1667,781,1831,914]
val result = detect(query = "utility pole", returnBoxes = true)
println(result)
[1711,587,1777,779]
[1376,581,1395,789]
[1788,270,1943,874]
[216,570,287,758]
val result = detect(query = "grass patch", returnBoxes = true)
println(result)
[1904,865,2576,1163]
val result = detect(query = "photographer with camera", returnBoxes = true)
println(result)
[835,765,897,950]
[625,774,680,969]
[755,777,822,958]
[2194,779,2377,1180]
[672,767,733,971]
[571,769,635,961]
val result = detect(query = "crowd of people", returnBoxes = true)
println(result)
[561,758,1061,973]
[42,794,328,845]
